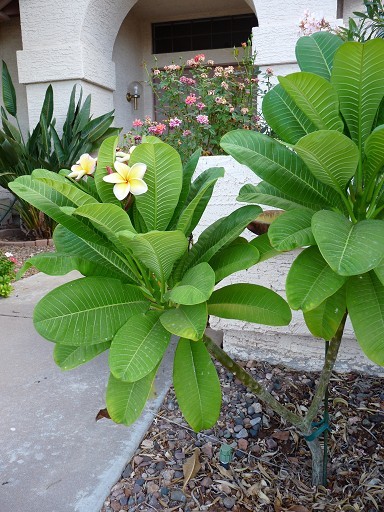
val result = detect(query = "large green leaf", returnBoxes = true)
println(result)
[221,130,345,212]
[208,283,292,326]
[312,210,384,275]
[374,260,384,285]
[268,209,315,251]
[34,278,148,345]
[286,246,347,312]
[160,302,207,341]
[169,263,215,305]
[94,136,121,205]
[295,32,343,81]
[208,241,260,283]
[364,124,384,184]
[41,85,54,125]
[279,72,343,132]
[347,272,384,365]
[109,311,170,382]
[53,341,110,370]
[167,147,201,229]
[106,368,157,425]
[237,182,313,211]
[9,176,108,247]
[130,142,183,231]
[2,60,17,117]
[32,169,99,206]
[173,339,221,431]
[175,205,262,278]
[331,39,384,149]
[17,252,121,280]
[74,203,136,254]
[249,234,280,263]
[118,230,188,283]
[177,167,225,235]
[303,286,346,341]
[53,225,137,283]
[294,131,359,192]
[262,84,318,144]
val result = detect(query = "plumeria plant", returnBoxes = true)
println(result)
[221,33,384,483]
[0,251,16,298]
[123,43,273,160]
[9,135,293,444]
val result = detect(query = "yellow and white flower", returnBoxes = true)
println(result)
[68,154,97,180]
[103,161,147,200]
[115,146,136,163]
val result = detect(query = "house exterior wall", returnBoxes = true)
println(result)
[0,18,28,134]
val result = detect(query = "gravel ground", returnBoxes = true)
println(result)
[101,361,383,512]
[0,242,55,279]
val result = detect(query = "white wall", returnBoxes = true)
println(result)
[343,0,365,22]
[0,18,28,135]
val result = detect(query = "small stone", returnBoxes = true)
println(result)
[370,413,384,424]
[160,486,169,496]
[148,495,160,508]
[135,478,145,486]
[167,401,176,411]
[266,438,278,450]
[234,424,243,433]
[133,455,143,465]
[161,469,174,481]
[237,438,248,451]
[174,450,185,460]
[122,463,132,478]
[223,430,232,439]
[201,476,213,487]
[234,417,243,425]
[243,417,251,427]
[219,483,232,494]
[202,442,213,458]
[247,406,255,415]
[170,489,186,502]
[250,417,262,426]
[266,373,273,380]
[132,484,142,494]
[155,461,166,471]
[362,418,371,427]
[119,496,128,506]
[223,496,236,509]
[235,428,248,439]
[174,470,183,478]
[251,444,261,455]
[249,428,259,438]
[262,415,270,428]
[178,430,186,440]
[252,403,262,414]
[147,482,159,494]
[110,501,121,512]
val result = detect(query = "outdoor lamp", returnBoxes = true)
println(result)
[126,81,142,110]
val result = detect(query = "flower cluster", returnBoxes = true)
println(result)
[124,42,273,159]
[298,10,339,36]
[68,148,148,201]
[0,251,17,298]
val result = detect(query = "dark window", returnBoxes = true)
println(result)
[152,14,258,54]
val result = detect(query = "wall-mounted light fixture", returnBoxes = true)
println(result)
[126,81,142,110]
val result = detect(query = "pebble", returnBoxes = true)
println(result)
[174,470,183,478]
[235,428,248,439]
[247,406,255,415]
[223,496,236,509]
[201,476,213,487]
[174,450,185,460]
[147,482,159,494]
[266,438,278,450]
[234,424,243,433]
[250,417,261,426]
[160,486,169,496]
[253,402,263,414]
[170,489,186,502]
[262,416,270,428]
[202,442,213,458]
[122,464,132,478]
[155,461,166,471]
[238,438,248,451]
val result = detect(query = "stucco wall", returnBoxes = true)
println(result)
[0,18,28,135]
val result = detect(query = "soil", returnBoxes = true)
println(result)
[101,362,384,512]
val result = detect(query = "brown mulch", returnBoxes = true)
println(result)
[101,362,383,512]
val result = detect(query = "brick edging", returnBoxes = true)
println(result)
[0,239,54,248]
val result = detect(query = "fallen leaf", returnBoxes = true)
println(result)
[182,447,201,490]
[271,430,290,441]
[95,408,110,421]
[288,506,310,512]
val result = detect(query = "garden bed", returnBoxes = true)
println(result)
[101,361,383,512]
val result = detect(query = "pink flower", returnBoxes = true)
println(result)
[164,64,181,71]
[148,123,167,136]
[132,118,143,127]
[185,94,197,105]
[169,117,182,129]
[241,107,249,115]
[196,102,205,110]
[153,69,161,76]
[180,76,196,85]
[208,90,215,96]
[194,53,205,63]
[207,60,215,66]
[183,130,192,136]
[224,66,234,74]
[196,114,209,125]
[221,81,229,90]
[266,67,273,76]
[241,42,247,48]
[215,96,227,105]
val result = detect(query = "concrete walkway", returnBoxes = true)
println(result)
[0,272,174,512]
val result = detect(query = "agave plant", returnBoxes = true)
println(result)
[0,61,119,237]
[221,33,384,482]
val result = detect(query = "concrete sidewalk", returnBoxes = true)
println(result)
[0,272,174,512]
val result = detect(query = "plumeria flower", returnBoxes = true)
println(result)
[115,146,136,163]
[68,154,97,180]
[103,162,148,200]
